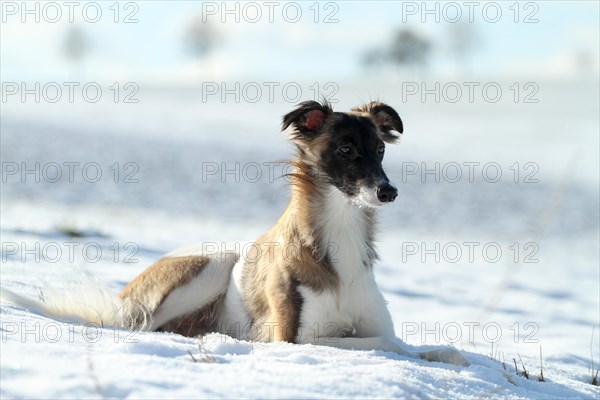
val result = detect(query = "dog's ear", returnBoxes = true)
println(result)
[353,101,403,143]
[282,100,333,138]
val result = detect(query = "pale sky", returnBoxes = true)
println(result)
[1,1,598,82]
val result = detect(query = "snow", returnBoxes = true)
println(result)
[1,309,598,399]
[1,80,599,398]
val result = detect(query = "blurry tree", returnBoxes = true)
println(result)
[63,26,88,80]
[183,16,219,80]
[448,22,480,76]
[362,28,432,76]
[388,29,432,68]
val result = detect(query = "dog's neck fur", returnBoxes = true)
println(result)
[280,160,378,279]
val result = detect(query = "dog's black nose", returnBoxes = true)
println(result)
[377,183,398,203]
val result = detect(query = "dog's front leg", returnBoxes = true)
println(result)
[301,336,469,366]
[304,336,416,358]
[418,348,470,366]
[334,284,469,366]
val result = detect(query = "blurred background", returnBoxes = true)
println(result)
[1,1,599,356]
[2,1,598,81]
[2,0,598,220]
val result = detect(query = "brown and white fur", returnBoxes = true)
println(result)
[1,101,468,366]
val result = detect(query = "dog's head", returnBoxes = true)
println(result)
[282,100,403,207]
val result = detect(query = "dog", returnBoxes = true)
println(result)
[1,101,468,366]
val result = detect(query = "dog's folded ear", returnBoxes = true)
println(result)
[353,101,403,143]
[282,100,333,138]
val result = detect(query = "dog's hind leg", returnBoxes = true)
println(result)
[119,246,239,332]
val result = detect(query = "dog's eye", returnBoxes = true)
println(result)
[378,145,385,155]
[338,145,352,155]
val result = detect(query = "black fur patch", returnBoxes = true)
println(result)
[319,114,389,197]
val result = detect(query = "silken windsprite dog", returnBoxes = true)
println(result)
[1,101,468,366]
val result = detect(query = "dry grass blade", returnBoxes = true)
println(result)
[188,336,217,363]
[591,327,599,386]
[538,347,545,382]
[188,351,198,363]
[518,354,529,380]
[87,344,106,399]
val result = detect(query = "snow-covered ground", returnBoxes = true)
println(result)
[1,80,599,398]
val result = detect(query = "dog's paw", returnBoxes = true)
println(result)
[419,348,470,367]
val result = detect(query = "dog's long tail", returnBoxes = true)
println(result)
[1,245,240,332]
[0,274,126,328]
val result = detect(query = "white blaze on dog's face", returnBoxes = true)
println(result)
[282,101,404,207]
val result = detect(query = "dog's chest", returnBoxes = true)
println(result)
[296,191,379,339]
[297,266,378,340]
